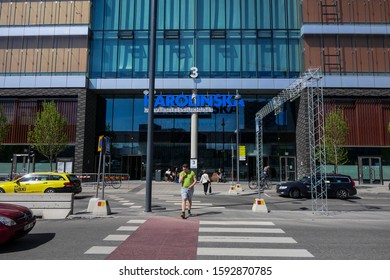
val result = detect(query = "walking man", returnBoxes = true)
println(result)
[178,164,197,219]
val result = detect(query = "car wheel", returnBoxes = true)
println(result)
[336,189,348,199]
[0,188,4,193]
[44,188,55,193]
[289,188,301,199]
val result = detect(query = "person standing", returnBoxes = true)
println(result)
[200,170,211,195]
[178,164,197,219]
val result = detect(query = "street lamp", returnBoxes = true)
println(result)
[234,90,241,185]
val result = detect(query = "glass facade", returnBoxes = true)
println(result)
[97,94,296,179]
[90,0,301,79]
[87,0,303,179]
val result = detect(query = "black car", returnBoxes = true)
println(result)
[276,174,357,199]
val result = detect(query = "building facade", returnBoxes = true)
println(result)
[0,0,389,184]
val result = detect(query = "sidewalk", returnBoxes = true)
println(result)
[81,180,390,195]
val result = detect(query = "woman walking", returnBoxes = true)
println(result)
[200,170,211,195]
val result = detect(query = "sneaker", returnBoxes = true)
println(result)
[180,212,185,219]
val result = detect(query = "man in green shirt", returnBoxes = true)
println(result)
[178,164,197,219]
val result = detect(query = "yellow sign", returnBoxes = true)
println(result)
[97,135,104,152]
[239,145,246,161]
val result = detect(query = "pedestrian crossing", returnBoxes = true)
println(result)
[84,218,314,259]
[196,220,314,259]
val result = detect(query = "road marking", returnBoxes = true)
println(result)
[198,236,297,243]
[197,247,314,258]
[103,234,130,241]
[127,219,147,224]
[119,200,130,203]
[199,227,285,233]
[166,200,201,203]
[200,221,275,226]
[122,202,135,205]
[130,206,142,208]
[84,246,117,255]
[117,226,139,231]
[191,206,225,209]
[174,202,213,206]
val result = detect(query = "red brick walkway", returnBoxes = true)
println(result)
[106,217,200,260]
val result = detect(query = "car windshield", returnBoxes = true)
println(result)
[298,177,311,184]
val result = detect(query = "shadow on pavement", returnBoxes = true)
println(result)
[0,233,55,253]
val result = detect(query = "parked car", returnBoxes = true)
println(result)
[0,172,82,194]
[0,203,36,245]
[276,174,357,199]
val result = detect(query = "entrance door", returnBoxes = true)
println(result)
[280,156,296,182]
[122,155,142,180]
[358,157,382,184]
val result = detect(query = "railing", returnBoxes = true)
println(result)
[74,173,130,187]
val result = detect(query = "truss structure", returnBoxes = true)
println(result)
[255,67,328,214]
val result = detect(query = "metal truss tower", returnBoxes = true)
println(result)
[255,67,327,214]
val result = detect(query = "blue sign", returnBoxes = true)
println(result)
[144,94,245,113]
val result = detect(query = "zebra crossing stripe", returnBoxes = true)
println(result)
[126,219,147,224]
[200,221,274,226]
[103,234,130,241]
[117,226,139,231]
[84,246,117,255]
[199,227,285,233]
[198,236,297,243]
[197,247,314,258]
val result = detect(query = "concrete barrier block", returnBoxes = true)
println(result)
[0,193,74,219]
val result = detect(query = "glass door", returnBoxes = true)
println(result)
[358,157,382,184]
[280,156,296,182]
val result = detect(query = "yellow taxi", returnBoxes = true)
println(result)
[0,172,82,194]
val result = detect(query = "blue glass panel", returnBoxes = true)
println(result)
[91,1,104,30]
[257,0,271,29]
[156,32,164,77]
[197,0,210,29]
[90,32,103,78]
[242,31,257,78]
[180,0,195,29]
[174,117,191,132]
[226,0,241,29]
[113,98,133,132]
[226,31,241,77]
[272,0,286,29]
[102,32,118,78]
[289,31,300,75]
[211,38,226,77]
[120,0,135,30]
[157,0,165,29]
[196,31,210,77]
[211,0,226,29]
[273,31,288,78]
[179,31,195,77]
[258,37,272,77]
[133,32,149,78]
[104,0,119,30]
[164,39,180,77]
[134,0,150,30]
[105,98,114,130]
[118,39,133,78]
[165,0,180,29]
[242,0,256,29]
[154,116,175,130]
[133,98,147,132]
[287,0,299,29]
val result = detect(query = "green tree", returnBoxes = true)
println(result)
[325,108,349,174]
[28,101,68,171]
[0,105,10,150]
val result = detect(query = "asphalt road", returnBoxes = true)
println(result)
[1,182,390,260]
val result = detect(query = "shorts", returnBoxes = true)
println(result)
[181,187,194,200]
